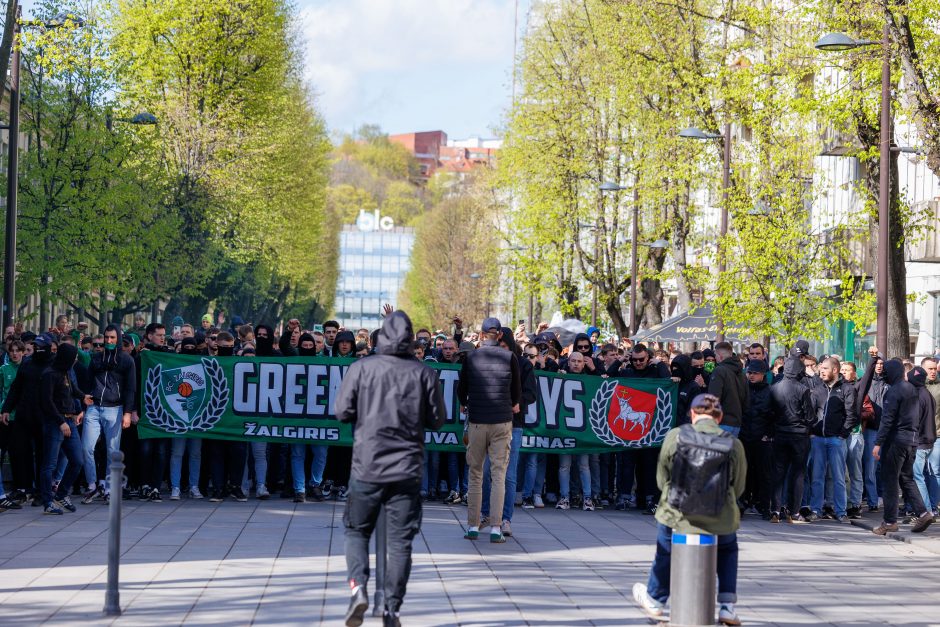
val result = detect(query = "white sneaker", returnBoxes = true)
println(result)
[534,494,545,508]
[583,497,595,511]
[719,603,741,626]
[189,487,204,500]
[555,497,570,510]
[632,582,665,620]
[256,485,270,500]
[170,487,181,501]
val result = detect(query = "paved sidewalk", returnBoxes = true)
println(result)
[848,509,940,555]
[1,497,939,626]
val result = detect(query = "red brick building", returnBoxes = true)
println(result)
[389,130,499,182]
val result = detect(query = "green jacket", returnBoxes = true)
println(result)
[0,361,19,420]
[655,418,747,535]
[926,378,940,433]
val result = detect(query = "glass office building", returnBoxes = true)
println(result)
[334,225,415,330]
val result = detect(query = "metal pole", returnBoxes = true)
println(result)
[528,292,534,330]
[669,532,717,626]
[591,226,599,327]
[629,188,639,337]
[717,123,731,343]
[876,23,890,357]
[2,8,20,331]
[104,450,125,616]
[372,506,387,617]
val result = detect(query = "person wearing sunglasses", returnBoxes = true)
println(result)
[561,333,602,375]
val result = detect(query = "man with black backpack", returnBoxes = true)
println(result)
[633,393,747,626]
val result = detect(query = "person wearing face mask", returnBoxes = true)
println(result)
[39,343,87,515]
[214,332,236,356]
[204,332,249,503]
[670,354,704,426]
[80,325,136,504]
[322,329,359,502]
[2,335,56,506]
[287,333,331,503]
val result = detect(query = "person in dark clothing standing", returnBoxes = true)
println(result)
[707,342,749,436]
[1,335,54,504]
[620,344,670,514]
[872,359,934,534]
[768,357,814,523]
[740,360,773,517]
[39,343,88,515]
[670,354,703,426]
[337,311,445,627]
[910,365,938,515]
[457,317,521,543]
[560,333,603,374]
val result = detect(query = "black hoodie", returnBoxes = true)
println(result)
[335,311,446,483]
[770,357,815,436]
[707,355,749,428]
[255,324,278,357]
[560,333,603,375]
[501,327,538,428]
[741,374,773,441]
[298,332,318,357]
[333,330,356,358]
[875,359,919,448]
[87,325,136,409]
[670,354,703,426]
[40,344,85,425]
[909,366,937,450]
[1,342,53,422]
[856,357,887,430]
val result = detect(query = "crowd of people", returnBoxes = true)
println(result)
[0,311,937,540]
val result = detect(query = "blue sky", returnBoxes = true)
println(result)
[19,0,523,140]
[297,0,526,140]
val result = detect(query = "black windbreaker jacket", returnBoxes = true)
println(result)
[336,312,446,483]
[769,357,814,436]
[741,379,772,441]
[875,359,919,448]
[811,377,859,438]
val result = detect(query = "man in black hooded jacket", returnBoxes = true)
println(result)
[872,359,934,534]
[39,343,87,515]
[670,354,703,426]
[1,335,54,503]
[768,357,814,523]
[337,311,445,627]
[741,360,773,517]
[81,324,135,501]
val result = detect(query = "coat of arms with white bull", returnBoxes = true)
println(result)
[588,379,673,447]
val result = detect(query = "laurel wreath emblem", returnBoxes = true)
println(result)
[588,380,673,448]
[144,357,229,434]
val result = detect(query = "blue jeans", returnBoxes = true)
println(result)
[290,444,328,493]
[170,437,202,490]
[847,432,864,506]
[862,428,881,508]
[559,453,591,499]
[914,440,940,511]
[243,441,268,492]
[810,436,847,517]
[647,524,738,604]
[521,452,546,498]
[81,405,123,493]
[483,427,523,522]
[41,420,83,506]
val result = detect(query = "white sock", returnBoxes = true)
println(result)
[490,525,501,535]
[468,526,478,533]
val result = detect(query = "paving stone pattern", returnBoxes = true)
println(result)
[1,498,939,626]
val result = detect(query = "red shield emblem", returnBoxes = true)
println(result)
[607,385,656,441]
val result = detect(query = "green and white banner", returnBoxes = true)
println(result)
[138,352,677,453]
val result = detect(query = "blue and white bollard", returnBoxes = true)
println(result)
[668,532,717,626]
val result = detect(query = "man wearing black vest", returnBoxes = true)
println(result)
[457,317,521,543]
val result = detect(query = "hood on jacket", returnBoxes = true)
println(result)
[572,333,591,354]
[499,327,518,354]
[255,324,275,356]
[52,343,78,372]
[298,332,318,357]
[783,356,804,379]
[101,324,124,367]
[670,354,694,384]
[883,359,906,385]
[377,311,415,356]
[333,330,356,356]
[586,326,600,346]
[909,366,927,387]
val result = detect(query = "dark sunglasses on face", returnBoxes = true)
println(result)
[93,343,104,348]
[576,345,591,351]
[527,353,538,359]
[209,335,218,341]
[631,356,647,363]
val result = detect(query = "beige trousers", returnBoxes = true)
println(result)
[466,421,513,529]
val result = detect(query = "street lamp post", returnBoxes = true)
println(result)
[679,125,730,342]
[0,9,86,330]
[815,27,890,357]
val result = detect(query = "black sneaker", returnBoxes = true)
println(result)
[308,485,324,502]
[769,512,780,523]
[344,585,369,627]
[847,506,862,519]
[868,504,880,513]
[382,611,401,627]
[149,488,163,503]
[336,486,348,502]
[230,487,248,502]
[31,495,42,507]
[822,505,836,520]
[0,497,22,510]
[10,489,28,505]
[139,485,152,501]
[522,497,535,510]
[54,496,77,513]
[804,511,819,522]
[209,490,224,503]
[643,502,657,515]
[293,491,306,503]
[44,503,64,515]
